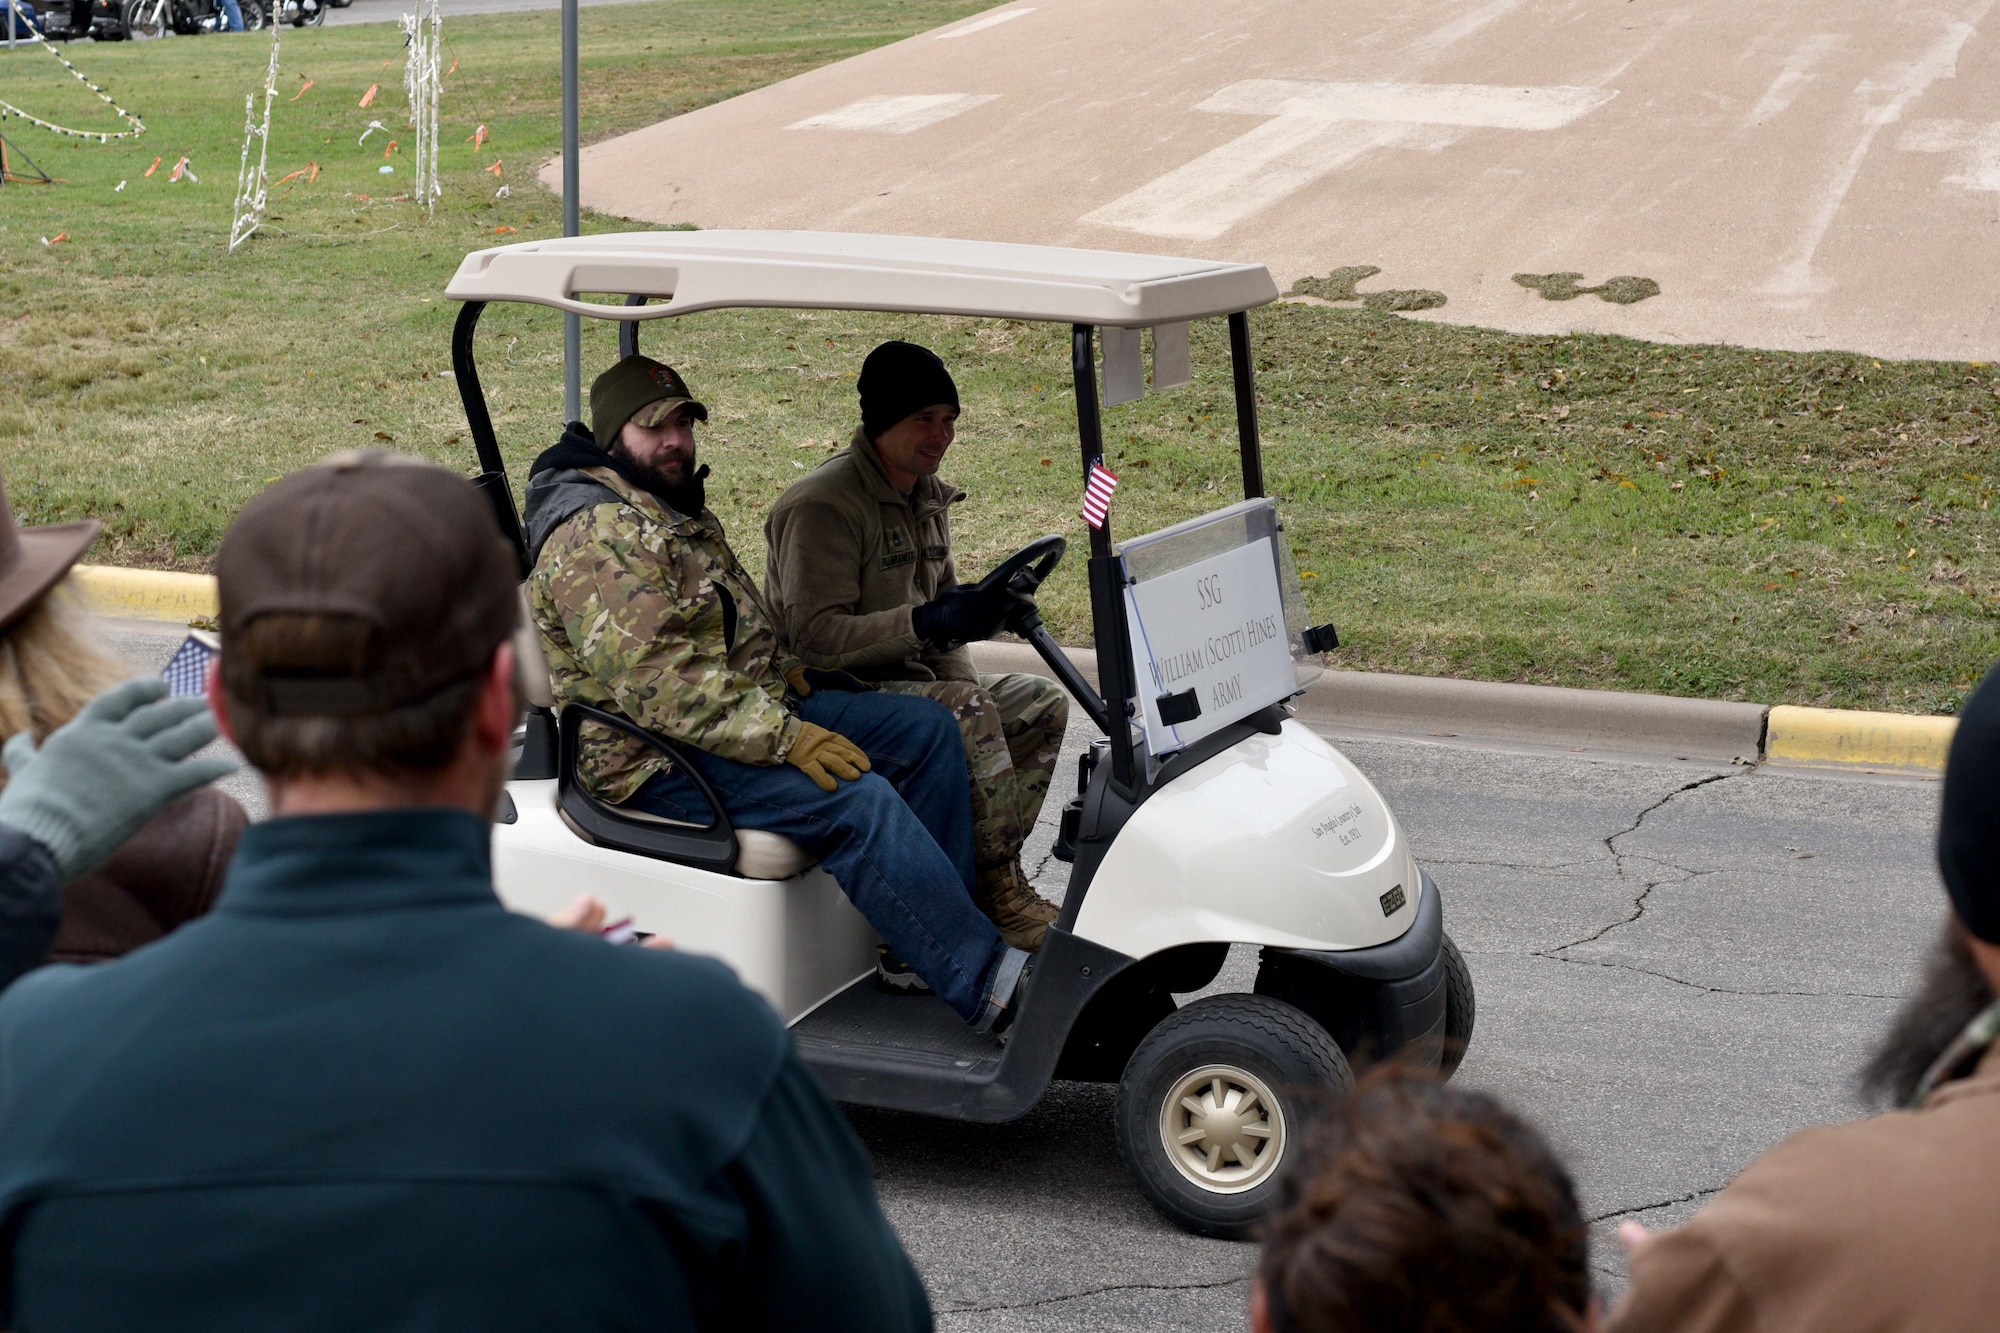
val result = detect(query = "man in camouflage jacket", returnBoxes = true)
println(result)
[524,355,1028,1030]
[765,341,1068,951]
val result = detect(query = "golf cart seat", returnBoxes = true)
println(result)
[512,596,819,880]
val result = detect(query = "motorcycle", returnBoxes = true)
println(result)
[111,0,313,37]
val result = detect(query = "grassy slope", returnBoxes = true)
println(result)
[3,3,1997,713]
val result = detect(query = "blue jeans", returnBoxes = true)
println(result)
[627,690,1011,1023]
[219,0,242,29]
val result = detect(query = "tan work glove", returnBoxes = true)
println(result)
[785,723,871,792]
[783,664,876,697]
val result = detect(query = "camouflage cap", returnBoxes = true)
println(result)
[217,451,518,715]
[589,355,709,451]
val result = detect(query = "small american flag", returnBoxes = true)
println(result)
[162,632,219,699]
[1081,459,1119,529]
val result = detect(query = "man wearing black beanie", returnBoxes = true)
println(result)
[1609,664,2000,1333]
[765,340,1069,952]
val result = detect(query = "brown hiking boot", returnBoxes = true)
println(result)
[977,862,1060,952]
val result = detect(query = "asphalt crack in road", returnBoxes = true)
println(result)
[1429,854,1607,874]
[1589,1185,1724,1224]
[1530,950,1904,1001]
[1541,770,1750,955]
[938,1275,1252,1317]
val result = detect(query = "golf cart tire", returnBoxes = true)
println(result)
[1440,933,1475,1080]
[1116,993,1351,1240]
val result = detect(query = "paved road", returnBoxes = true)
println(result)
[870,724,1939,1328]
[101,620,1941,1328]
[564,0,2000,362]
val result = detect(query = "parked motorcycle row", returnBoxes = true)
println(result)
[27,0,346,40]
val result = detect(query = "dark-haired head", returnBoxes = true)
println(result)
[1256,1064,1596,1333]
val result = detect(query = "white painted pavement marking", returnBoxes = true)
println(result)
[787,93,998,134]
[1081,80,1615,241]
[1899,118,2000,191]
[1744,33,1847,127]
[1411,0,1525,56]
[1761,2,1994,299]
[935,6,1032,39]
[1197,80,1615,129]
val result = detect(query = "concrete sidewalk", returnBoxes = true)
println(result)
[555,0,2000,362]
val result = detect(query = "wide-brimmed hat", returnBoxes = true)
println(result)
[0,473,100,635]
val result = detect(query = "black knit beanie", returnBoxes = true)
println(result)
[1939,660,2000,943]
[858,341,959,440]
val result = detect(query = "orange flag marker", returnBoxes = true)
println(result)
[289,79,313,101]
[358,84,378,108]
[384,139,398,158]
[486,159,503,177]
[143,155,162,177]
[493,225,516,234]
[446,56,458,75]
[308,161,320,183]
[468,124,488,149]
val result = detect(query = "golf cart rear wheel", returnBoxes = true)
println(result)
[1440,933,1476,1080]
[1116,994,1351,1239]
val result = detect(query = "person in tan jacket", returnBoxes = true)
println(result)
[765,341,1068,951]
[1609,659,2000,1333]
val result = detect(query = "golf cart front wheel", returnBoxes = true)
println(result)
[1116,994,1351,1239]
[1440,933,1476,1079]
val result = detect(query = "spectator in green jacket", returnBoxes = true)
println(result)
[0,452,933,1332]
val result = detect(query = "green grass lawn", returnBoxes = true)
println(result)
[3,1,1998,713]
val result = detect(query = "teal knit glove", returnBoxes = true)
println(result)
[0,677,239,881]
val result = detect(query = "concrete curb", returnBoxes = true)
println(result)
[970,641,1948,775]
[1765,705,1956,776]
[70,565,1950,774]
[73,565,217,624]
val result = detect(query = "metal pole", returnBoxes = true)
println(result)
[560,0,581,423]
[1228,311,1264,499]
[8,0,18,54]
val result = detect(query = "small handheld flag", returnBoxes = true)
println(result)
[162,632,219,699]
[1082,459,1119,529]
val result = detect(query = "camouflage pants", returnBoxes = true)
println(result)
[879,673,1068,895]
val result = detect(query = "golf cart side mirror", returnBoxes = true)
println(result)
[1301,623,1339,655]
[554,703,739,876]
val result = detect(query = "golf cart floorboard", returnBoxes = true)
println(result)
[794,978,1004,1079]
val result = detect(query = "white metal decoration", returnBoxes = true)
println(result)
[228,28,282,252]
[400,0,443,213]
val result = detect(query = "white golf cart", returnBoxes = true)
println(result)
[443,231,1473,1238]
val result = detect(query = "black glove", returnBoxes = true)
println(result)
[911,585,1022,649]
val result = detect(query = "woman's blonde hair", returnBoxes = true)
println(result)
[0,577,129,783]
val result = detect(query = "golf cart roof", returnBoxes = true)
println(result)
[444,230,1279,328]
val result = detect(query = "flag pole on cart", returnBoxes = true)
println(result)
[560,0,580,423]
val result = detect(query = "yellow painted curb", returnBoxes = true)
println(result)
[1765,704,1956,774]
[71,565,217,624]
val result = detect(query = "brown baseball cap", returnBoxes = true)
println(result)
[216,452,517,715]
[589,355,708,451]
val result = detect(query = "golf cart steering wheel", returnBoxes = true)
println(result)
[971,534,1066,602]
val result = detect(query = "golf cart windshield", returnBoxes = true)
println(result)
[447,229,1319,793]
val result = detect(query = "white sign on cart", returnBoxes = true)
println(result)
[1122,502,1311,753]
